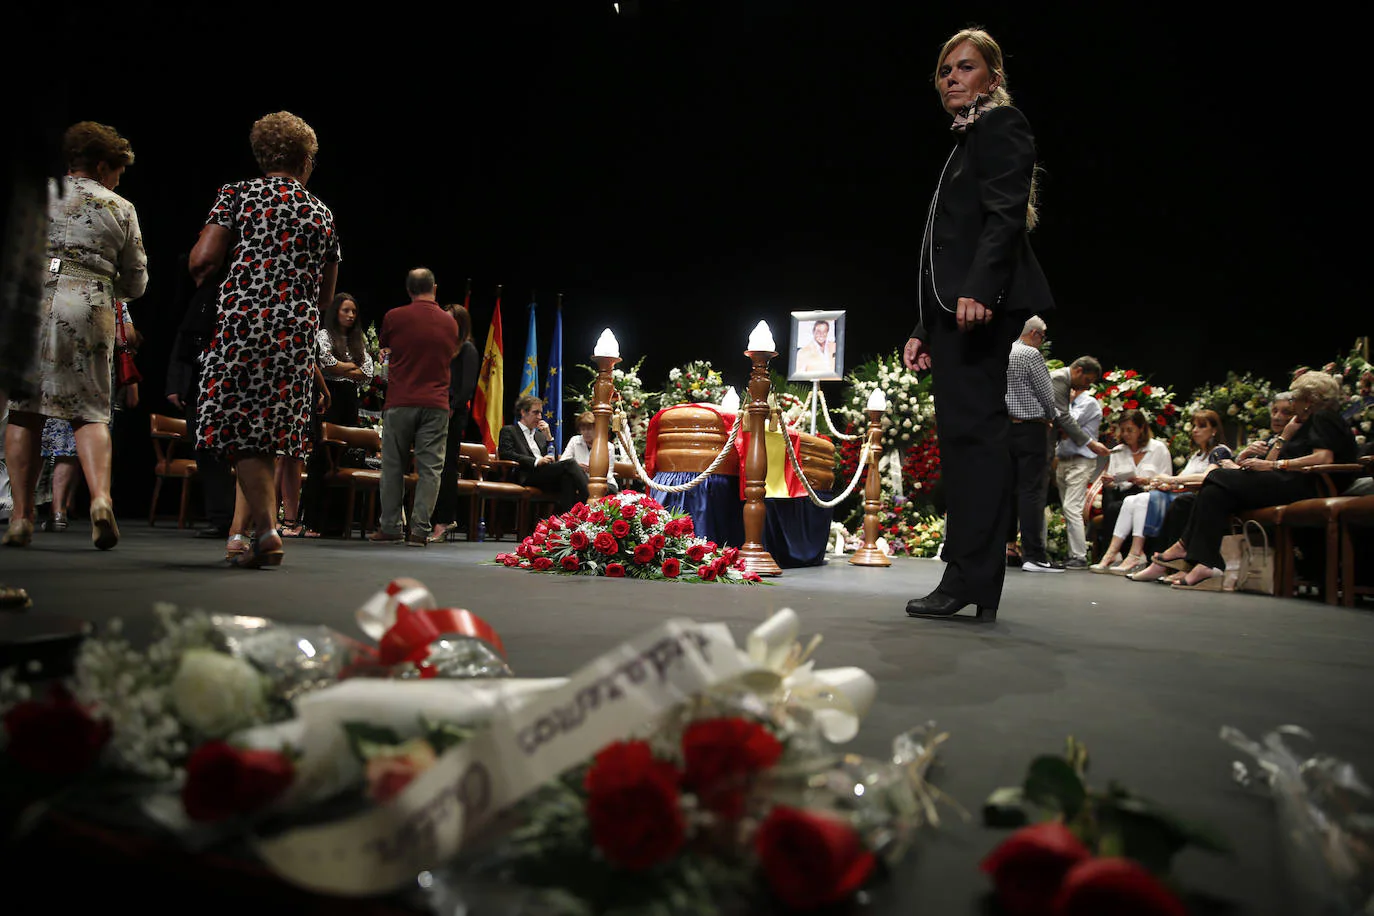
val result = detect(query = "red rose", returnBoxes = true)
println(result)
[589,510,607,524]
[743,571,762,582]
[1054,858,1187,916]
[531,532,546,546]
[682,718,782,819]
[569,530,590,550]
[643,498,664,511]
[664,519,682,537]
[677,516,695,535]
[980,822,1092,916]
[571,503,590,521]
[1157,416,1167,426]
[182,741,295,822]
[687,543,708,562]
[584,741,684,870]
[712,557,729,575]
[547,516,563,530]
[1124,400,1139,410]
[643,512,659,527]
[1125,369,1138,378]
[633,543,656,564]
[1141,385,1153,395]
[2,685,110,778]
[594,531,618,554]
[652,534,666,550]
[532,557,553,571]
[662,557,682,578]
[722,547,740,564]
[697,564,717,581]
[755,806,876,910]
[561,555,581,571]
[621,503,638,519]
[606,563,626,577]
[611,519,631,538]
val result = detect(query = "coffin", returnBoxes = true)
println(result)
[652,405,835,493]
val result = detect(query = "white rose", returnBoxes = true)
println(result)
[170,649,266,737]
[902,418,913,428]
[1363,421,1371,432]
[901,432,910,441]
[1227,404,1239,416]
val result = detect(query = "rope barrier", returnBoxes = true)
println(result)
[610,411,744,494]
[785,387,865,442]
[779,417,873,509]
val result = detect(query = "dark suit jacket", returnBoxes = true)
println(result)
[497,422,550,483]
[912,105,1055,341]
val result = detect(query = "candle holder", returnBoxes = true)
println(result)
[588,354,620,499]
[739,349,782,577]
[848,405,892,567]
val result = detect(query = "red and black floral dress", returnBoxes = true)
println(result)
[196,176,340,460]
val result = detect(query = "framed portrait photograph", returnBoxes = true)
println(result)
[787,310,846,381]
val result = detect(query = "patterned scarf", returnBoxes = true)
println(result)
[950,94,1002,133]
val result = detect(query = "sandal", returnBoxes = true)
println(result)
[224,533,251,561]
[1,584,32,611]
[2,518,34,548]
[1127,561,1172,582]
[280,519,321,539]
[91,497,119,550]
[1161,570,1188,585]
[232,529,285,570]
[1090,552,1121,573]
[1108,554,1149,576]
[1151,547,1189,570]
[1172,566,1225,591]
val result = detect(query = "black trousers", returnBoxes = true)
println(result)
[185,370,235,530]
[1008,422,1052,563]
[1155,492,1196,550]
[431,408,471,526]
[525,461,591,515]
[925,304,1021,609]
[1182,469,1318,569]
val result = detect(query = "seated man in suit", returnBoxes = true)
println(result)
[498,395,590,513]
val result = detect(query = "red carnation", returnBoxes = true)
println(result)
[643,512,660,527]
[594,531,618,554]
[606,563,626,578]
[697,564,717,581]
[2,684,110,778]
[584,741,684,870]
[687,543,708,562]
[722,547,740,564]
[633,543,656,564]
[981,822,1092,916]
[743,570,762,582]
[755,806,876,910]
[662,557,681,578]
[1054,858,1187,916]
[1141,385,1153,395]
[611,519,631,539]
[561,555,580,571]
[1124,369,1138,378]
[681,718,782,819]
[1124,400,1139,410]
[569,530,590,550]
[182,741,295,822]
[532,556,553,571]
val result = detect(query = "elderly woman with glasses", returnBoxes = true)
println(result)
[1155,372,1358,590]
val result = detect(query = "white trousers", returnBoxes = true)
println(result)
[1113,490,1153,539]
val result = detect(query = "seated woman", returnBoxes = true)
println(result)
[1090,409,1172,572]
[562,411,622,492]
[1219,390,1296,469]
[1157,371,1358,590]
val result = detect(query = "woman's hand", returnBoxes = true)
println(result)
[1240,457,1276,471]
[1100,473,1115,485]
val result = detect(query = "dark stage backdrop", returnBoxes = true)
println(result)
[12,3,1360,520]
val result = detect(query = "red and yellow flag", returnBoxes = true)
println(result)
[473,291,504,453]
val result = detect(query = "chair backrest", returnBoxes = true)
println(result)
[320,422,382,453]
[150,414,189,439]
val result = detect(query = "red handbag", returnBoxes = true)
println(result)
[114,303,142,386]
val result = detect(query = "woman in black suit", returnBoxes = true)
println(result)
[903,28,1055,623]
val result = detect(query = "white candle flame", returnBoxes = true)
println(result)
[866,388,888,411]
[593,328,620,359]
[746,320,775,352]
[720,386,740,412]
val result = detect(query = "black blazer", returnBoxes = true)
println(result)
[497,422,550,482]
[912,105,1055,340]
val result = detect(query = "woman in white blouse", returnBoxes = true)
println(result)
[1090,409,1172,572]
[561,411,622,492]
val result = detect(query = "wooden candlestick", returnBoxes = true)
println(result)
[588,354,620,499]
[739,349,782,577]
[849,407,891,567]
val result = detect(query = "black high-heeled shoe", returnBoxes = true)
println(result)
[905,591,997,622]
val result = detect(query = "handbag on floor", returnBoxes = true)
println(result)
[1219,522,1247,592]
[1237,519,1277,595]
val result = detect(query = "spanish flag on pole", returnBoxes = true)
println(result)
[473,286,504,454]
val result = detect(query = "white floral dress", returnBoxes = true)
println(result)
[10,176,147,423]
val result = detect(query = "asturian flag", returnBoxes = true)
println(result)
[543,297,564,450]
[518,300,539,400]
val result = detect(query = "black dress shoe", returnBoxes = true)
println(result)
[905,591,997,622]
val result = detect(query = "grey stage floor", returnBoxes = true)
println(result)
[6,524,1374,914]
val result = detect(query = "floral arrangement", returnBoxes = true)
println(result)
[1091,368,1180,441]
[901,430,942,493]
[568,356,659,456]
[358,321,387,415]
[496,492,765,584]
[836,350,937,453]
[981,737,1229,915]
[844,496,946,558]
[1043,507,1070,562]
[660,360,728,408]
[1184,371,1276,450]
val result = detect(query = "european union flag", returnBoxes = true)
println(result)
[544,296,564,450]
[519,300,539,400]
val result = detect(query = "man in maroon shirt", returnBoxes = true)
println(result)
[370,268,459,546]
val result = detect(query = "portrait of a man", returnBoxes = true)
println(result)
[789,310,845,381]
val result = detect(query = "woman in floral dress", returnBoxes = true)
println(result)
[2,121,147,551]
[189,111,338,568]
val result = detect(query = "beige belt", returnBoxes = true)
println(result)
[49,257,113,287]
[1010,417,1050,425]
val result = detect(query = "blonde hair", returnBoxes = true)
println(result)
[1291,371,1341,411]
[63,121,134,172]
[934,28,1040,230]
[250,111,318,175]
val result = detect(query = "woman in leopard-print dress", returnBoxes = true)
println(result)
[190,111,339,568]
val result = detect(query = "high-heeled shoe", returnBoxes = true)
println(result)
[1172,566,1225,591]
[3,518,34,548]
[1150,549,1190,571]
[90,498,119,550]
[1090,552,1121,573]
[232,529,284,569]
[224,533,251,562]
[1108,554,1148,576]
[905,591,997,622]
[1127,561,1171,582]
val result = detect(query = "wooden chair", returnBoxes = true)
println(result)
[1275,458,1373,603]
[471,450,537,541]
[149,414,198,528]
[1338,493,1374,607]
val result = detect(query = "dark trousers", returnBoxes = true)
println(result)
[1182,469,1318,569]
[525,461,591,515]
[431,408,470,527]
[925,304,1021,609]
[185,370,234,530]
[1008,422,1052,563]
[1156,492,1196,550]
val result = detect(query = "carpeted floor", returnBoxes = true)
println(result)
[5,523,1373,914]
